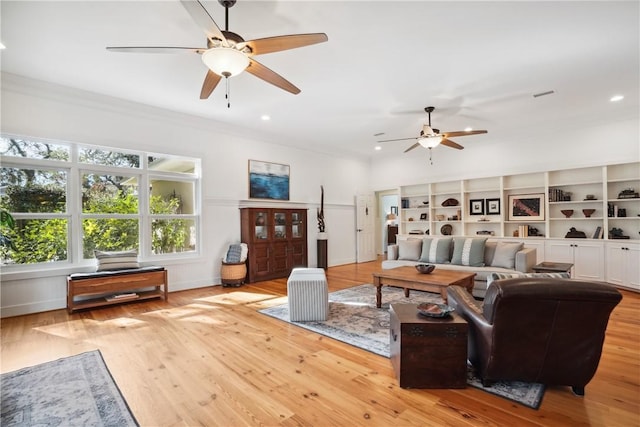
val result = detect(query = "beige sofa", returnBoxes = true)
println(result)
[384,237,536,298]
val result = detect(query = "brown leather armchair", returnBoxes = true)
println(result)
[447,278,622,396]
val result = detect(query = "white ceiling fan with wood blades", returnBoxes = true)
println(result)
[107,0,328,106]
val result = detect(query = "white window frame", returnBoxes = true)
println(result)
[1,135,201,273]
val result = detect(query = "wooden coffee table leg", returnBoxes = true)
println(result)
[374,276,382,308]
[440,288,448,304]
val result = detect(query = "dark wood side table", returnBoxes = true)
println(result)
[390,303,468,389]
[532,261,573,276]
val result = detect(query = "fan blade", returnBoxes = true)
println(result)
[238,33,328,56]
[377,137,417,143]
[106,46,204,54]
[180,0,227,45]
[200,70,222,99]
[442,130,487,138]
[440,138,464,150]
[246,58,300,94]
[404,142,420,153]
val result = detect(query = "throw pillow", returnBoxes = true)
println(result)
[490,241,524,269]
[484,241,498,266]
[94,249,139,271]
[487,272,571,286]
[398,239,422,261]
[450,237,487,267]
[225,244,243,263]
[418,237,453,264]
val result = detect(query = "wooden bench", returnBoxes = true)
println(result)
[67,266,168,313]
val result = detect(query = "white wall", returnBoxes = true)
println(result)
[0,73,370,317]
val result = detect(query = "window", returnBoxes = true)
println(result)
[1,136,200,268]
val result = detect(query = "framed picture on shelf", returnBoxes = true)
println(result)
[469,199,484,215]
[486,198,501,215]
[508,193,545,221]
[248,160,290,200]
[420,213,428,221]
[391,206,398,215]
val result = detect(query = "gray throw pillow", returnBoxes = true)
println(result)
[450,237,487,267]
[484,241,498,266]
[419,237,453,264]
[490,242,524,269]
[94,249,139,271]
[398,239,422,261]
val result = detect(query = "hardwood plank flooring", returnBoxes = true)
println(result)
[2,258,639,426]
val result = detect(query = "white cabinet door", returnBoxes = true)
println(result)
[573,242,604,280]
[606,242,640,290]
[544,240,604,280]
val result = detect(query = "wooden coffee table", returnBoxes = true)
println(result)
[372,267,475,308]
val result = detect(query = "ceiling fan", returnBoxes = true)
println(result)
[107,0,327,104]
[378,106,488,153]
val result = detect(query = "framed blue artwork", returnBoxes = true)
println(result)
[248,160,290,200]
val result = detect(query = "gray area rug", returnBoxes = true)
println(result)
[260,283,545,409]
[1,350,138,426]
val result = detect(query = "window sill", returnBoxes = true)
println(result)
[1,253,204,281]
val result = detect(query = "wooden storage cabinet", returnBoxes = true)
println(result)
[241,208,307,283]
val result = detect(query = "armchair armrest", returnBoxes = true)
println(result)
[387,244,399,260]
[515,247,536,273]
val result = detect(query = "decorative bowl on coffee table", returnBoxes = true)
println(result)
[415,264,435,274]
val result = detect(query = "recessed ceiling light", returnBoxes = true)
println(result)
[261,114,270,121]
[0,42,5,50]
[610,95,624,102]
[374,146,382,151]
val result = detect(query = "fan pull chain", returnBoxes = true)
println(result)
[225,77,231,108]
[429,148,433,165]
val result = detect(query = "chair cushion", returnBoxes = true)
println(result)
[451,237,487,267]
[418,237,452,264]
[94,249,139,271]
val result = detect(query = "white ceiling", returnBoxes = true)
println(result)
[1,1,638,158]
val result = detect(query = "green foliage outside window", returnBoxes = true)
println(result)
[1,138,197,265]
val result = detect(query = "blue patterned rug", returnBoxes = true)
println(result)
[260,284,545,409]
[1,350,138,426]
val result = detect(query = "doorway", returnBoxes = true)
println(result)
[378,192,399,254]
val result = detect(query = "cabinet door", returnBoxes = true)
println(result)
[251,243,271,280]
[606,244,626,286]
[573,242,604,280]
[544,241,575,264]
[251,210,270,241]
[626,245,640,290]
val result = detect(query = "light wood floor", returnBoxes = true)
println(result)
[2,259,639,426]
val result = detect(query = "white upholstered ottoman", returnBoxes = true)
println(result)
[287,268,329,321]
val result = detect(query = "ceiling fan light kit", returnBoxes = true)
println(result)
[106,0,328,104]
[376,106,488,163]
[202,47,249,77]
